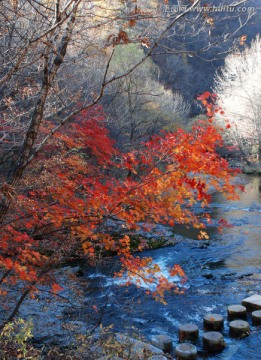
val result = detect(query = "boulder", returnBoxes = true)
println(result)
[116,334,164,359]
[242,294,261,311]
[151,335,173,353]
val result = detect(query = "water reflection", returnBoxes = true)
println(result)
[212,175,261,272]
[239,176,261,202]
[167,175,261,273]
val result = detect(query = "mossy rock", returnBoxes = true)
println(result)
[147,237,168,250]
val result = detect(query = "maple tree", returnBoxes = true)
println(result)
[0,95,242,324]
[0,0,252,329]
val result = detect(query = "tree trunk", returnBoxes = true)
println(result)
[0,8,78,224]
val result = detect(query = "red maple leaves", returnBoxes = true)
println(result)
[0,98,242,301]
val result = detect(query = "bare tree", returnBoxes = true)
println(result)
[103,44,190,150]
[214,35,261,165]
[0,0,209,222]
[0,0,256,191]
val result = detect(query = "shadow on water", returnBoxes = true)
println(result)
[81,175,261,359]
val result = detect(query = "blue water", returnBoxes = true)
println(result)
[81,175,261,359]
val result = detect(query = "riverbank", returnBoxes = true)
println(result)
[0,265,173,359]
[9,241,260,359]
[1,174,260,359]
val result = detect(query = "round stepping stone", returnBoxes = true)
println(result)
[203,331,225,353]
[203,314,224,331]
[229,320,250,338]
[175,343,197,359]
[179,323,199,343]
[227,305,247,321]
[252,310,261,326]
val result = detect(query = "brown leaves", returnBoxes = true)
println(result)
[128,19,136,27]
[239,35,247,46]
[0,183,16,202]
[140,38,151,48]
[108,31,129,46]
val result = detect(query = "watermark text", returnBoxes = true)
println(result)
[163,4,255,15]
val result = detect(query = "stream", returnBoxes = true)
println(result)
[78,174,261,359]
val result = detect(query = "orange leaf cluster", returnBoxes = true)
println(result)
[0,99,242,300]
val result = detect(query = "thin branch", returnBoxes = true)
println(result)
[0,47,29,87]
[34,287,81,307]
[25,1,201,164]
[104,0,201,86]
[29,0,82,44]
[27,48,116,165]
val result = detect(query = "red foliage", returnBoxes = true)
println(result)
[0,99,242,302]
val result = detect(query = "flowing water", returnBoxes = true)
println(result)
[80,175,261,359]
